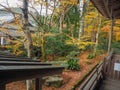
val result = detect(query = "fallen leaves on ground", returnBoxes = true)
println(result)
[6,52,106,90]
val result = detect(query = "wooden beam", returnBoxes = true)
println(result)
[35,77,42,90]
[0,84,5,90]
[111,3,120,10]
[90,0,110,18]
[113,10,120,19]
[0,65,64,84]
[102,0,111,18]
[90,0,120,19]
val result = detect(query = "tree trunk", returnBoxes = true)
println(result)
[41,35,46,62]
[108,19,114,54]
[78,0,89,41]
[91,23,96,50]
[24,27,33,58]
[23,0,33,58]
[23,0,34,90]
[94,18,102,55]
[40,0,48,62]
[78,0,84,41]
[59,12,64,33]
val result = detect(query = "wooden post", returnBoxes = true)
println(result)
[35,77,42,90]
[0,83,5,90]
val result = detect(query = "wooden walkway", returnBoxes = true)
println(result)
[77,50,120,90]
[98,54,120,90]
[98,77,120,90]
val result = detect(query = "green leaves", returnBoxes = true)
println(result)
[45,35,78,56]
[67,59,80,70]
[66,51,80,70]
[87,53,96,59]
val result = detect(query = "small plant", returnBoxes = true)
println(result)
[67,59,80,70]
[87,54,96,59]
[66,51,80,70]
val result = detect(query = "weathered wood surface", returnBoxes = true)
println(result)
[104,54,120,80]
[0,51,64,90]
[78,50,114,90]
[91,0,120,19]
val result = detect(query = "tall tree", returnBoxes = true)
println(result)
[0,0,34,58]
[23,0,33,58]
[23,1,34,90]
[78,0,89,41]
[108,19,114,54]
[94,17,102,55]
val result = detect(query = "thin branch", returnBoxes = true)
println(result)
[0,31,24,43]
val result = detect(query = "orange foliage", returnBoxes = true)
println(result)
[116,32,120,41]
[101,25,110,33]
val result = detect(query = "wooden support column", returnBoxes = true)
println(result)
[35,77,42,90]
[0,83,5,90]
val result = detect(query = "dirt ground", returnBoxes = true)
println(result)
[6,52,105,90]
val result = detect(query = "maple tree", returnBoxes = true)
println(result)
[0,0,120,62]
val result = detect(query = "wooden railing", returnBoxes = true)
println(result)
[103,49,114,76]
[78,62,103,90]
[78,50,114,90]
[102,49,120,79]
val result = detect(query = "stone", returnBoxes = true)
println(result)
[44,76,63,88]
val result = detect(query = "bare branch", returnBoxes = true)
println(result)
[0,31,24,43]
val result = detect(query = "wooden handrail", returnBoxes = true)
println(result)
[78,50,114,90]
[103,49,114,76]
[106,48,114,61]
[78,62,103,90]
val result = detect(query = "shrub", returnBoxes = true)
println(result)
[45,35,78,56]
[33,46,42,58]
[67,59,80,70]
[66,51,80,70]
[87,54,96,59]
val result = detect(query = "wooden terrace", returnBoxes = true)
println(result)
[77,49,120,90]
[0,51,64,90]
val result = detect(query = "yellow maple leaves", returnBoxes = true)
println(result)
[115,32,120,41]
[66,39,95,50]
[60,0,79,5]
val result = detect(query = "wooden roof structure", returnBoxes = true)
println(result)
[0,62,63,82]
[90,0,120,19]
[0,51,64,90]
